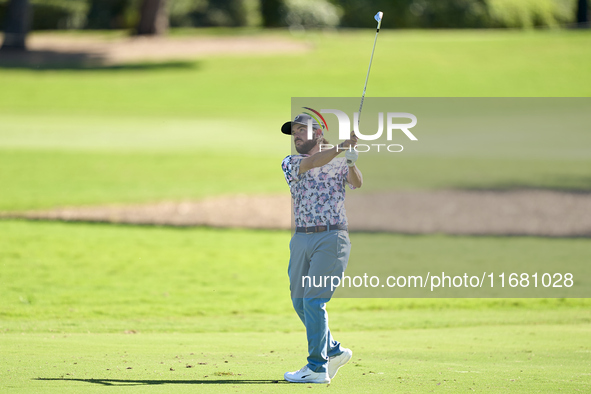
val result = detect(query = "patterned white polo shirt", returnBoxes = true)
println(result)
[281,154,355,228]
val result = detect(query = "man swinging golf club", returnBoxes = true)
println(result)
[281,11,382,384]
[281,113,362,384]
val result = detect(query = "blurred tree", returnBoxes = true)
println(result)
[86,0,136,30]
[261,0,283,27]
[577,0,589,26]
[1,0,30,50]
[183,0,248,27]
[283,0,341,29]
[207,0,246,26]
[137,0,169,35]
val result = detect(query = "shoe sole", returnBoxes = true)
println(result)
[284,378,330,384]
[284,375,330,384]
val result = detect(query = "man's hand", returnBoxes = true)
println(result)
[343,131,362,187]
[340,131,359,167]
[345,149,358,167]
[339,131,358,150]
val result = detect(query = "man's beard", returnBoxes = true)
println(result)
[295,139,317,154]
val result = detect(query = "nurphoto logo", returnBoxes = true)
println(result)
[300,107,418,153]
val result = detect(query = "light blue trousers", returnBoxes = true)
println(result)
[288,229,351,373]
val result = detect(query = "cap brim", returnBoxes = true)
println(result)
[281,121,292,135]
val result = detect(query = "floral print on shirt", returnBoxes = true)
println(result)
[281,154,355,227]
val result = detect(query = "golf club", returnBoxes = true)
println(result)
[358,11,383,126]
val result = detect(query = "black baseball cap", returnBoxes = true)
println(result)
[281,113,322,135]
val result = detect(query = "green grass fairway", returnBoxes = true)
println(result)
[0,218,589,394]
[1,29,590,210]
[1,28,590,393]
[0,149,285,210]
[1,29,590,118]
[3,150,591,211]
[1,220,590,325]
[1,209,590,393]
[1,325,590,393]
[1,109,590,210]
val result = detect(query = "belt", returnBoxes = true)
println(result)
[295,224,348,234]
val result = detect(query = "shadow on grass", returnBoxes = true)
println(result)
[0,49,199,71]
[35,377,287,386]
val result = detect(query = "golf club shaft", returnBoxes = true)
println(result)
[358,15,383,125]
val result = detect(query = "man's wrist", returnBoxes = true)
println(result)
[332,143,339,155]
[344,148,358,166]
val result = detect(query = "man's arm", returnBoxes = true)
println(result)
[298,133,358,175]
[298,146,340,174]
[347,164,363,188]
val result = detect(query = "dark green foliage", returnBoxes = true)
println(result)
[576,0,588,25]
[260,0,283,27]
[333,0,576,29]
[85,0,138,29]
[0,0,88,30]
[192,0,247,27]
[1,0,29,49]
[169,0,251,27]
[335,0,488,28]
[0,0,580,31]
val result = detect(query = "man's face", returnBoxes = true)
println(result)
[292,123,320,154]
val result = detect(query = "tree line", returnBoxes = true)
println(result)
[2,0,589,51]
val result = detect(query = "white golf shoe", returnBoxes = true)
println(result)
[284,365,330,384]
[328,348,353,379]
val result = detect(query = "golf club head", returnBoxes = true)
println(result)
[374,11,383,30]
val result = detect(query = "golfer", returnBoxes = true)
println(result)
[281,113,362,384]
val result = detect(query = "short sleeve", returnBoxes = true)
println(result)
[281,155,303,185]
